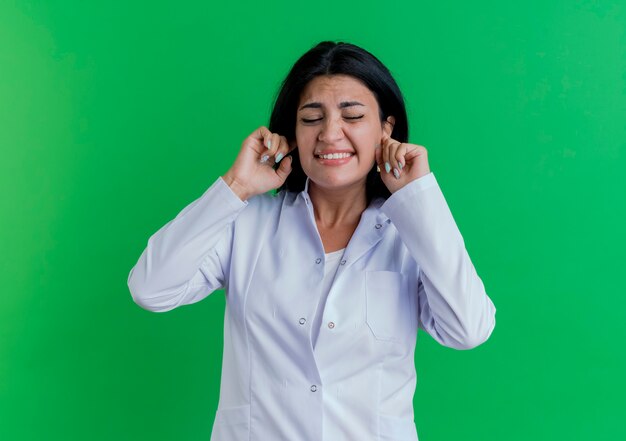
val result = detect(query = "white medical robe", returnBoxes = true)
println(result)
[128,172,497,441]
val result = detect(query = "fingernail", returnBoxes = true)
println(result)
[260,154,270,163]
[398,162,403,171]
[266,140,271,149]
[275,152,284,163]
[393,168,400,179]
[384,162,391,173]
[376,165,381,172]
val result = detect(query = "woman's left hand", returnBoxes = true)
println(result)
[375,137,431,194]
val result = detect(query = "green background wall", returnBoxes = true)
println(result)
[1,1,624,440]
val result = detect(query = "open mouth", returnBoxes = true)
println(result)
[315,152,354,160]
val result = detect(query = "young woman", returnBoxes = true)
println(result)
[128,41,496,441]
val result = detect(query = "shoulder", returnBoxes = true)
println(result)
[237,189,297,222]
[229,189,300,248]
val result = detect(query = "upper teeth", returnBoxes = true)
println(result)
[319,152,353,159]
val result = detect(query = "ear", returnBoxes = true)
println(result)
[382,116,395,141]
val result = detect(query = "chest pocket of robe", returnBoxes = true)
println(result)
[365,271,414,343]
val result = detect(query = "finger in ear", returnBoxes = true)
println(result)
[374,144,383,171]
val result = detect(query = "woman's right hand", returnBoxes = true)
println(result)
[222,126,295,201]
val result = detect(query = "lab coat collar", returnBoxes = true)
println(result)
[301,176,312,205]
[342,199,391,267]
[298,176,391,268]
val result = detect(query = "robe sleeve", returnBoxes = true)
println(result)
[381,173,496,349]
[127,177,247,312]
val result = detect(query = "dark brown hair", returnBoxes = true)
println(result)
[269,41,409,202]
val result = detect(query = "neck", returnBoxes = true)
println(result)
[308,180,368,228]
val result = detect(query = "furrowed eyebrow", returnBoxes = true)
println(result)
[298,101,365,111]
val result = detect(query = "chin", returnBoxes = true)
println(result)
[308,173,368,192]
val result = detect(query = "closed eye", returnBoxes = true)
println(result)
[301,115,364,123]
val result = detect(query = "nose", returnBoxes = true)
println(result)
[318,116,344,144]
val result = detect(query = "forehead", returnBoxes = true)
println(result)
[299,74,377,106]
